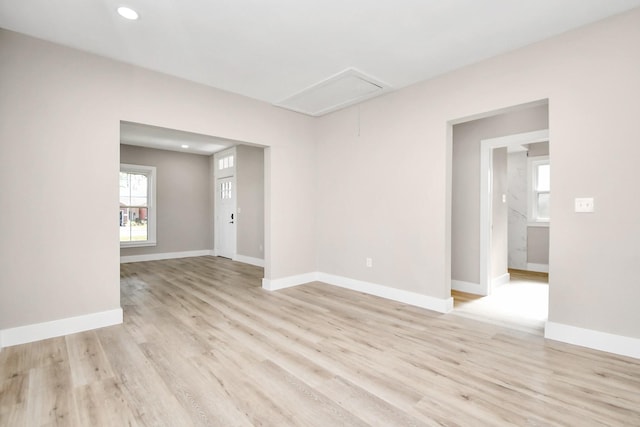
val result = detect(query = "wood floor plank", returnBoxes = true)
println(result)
[245,359,370,427]
[73,378,141,427]
[316,375,435,427]
[26,360,78,426]
[2,256,639,426]
[95,325,195,426]
[139,341,254,427]
[65,331,114,388]
[0,370,29,426]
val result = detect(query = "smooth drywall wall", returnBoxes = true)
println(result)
[528,142,549,157]
[236,145,265,260]
[120,144,212,256]
[528,227,550,265]
[315,8,640,338]
[451,104,549,284]
[491,147,509,279]
[0,29,316,331]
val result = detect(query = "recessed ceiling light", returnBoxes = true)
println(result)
[181,144,189,149]
[117,6,139,20]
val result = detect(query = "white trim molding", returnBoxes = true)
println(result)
[527,263,549,273]
[492,272,510,289]
[120,250,214,263]
[318,273,453,314]
[262,272,319,291]
[263,272,453,313]
[451,279,484,295]
[0,308,123,348]
[545,321,640,360]
[233,254,265,268]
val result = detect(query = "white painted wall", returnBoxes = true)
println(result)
[2,7,640,350]
[491,147,509,280]
[120,144,212,257]
[236,145,265,261]
[0,29,316,333]
[316,9,640,339]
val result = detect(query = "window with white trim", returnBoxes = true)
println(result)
[120,164,157,247]
[218,154,234,171]
[528,156,550,223]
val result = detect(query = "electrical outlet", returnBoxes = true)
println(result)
[366,257,373,268]
[575,197,594,213]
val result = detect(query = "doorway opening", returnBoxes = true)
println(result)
[452,269,548,333]
[449,101,550,334]
[118,121,266,271]
[214,148,236,259]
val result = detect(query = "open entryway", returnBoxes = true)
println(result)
[449,101,550,333]
[478,129,549,295]
[119,122,266,271]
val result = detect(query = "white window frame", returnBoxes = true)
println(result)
[528,156,550,226]
[217,151,235,175]
[120,163,157,248]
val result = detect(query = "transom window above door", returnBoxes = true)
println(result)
[218,154,234,171]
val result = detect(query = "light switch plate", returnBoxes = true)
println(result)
[575,197,594,213]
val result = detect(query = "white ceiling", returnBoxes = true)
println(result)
[120,121,237,155]
[2,0,640,113]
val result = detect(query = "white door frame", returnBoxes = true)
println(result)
[479,129,548,295]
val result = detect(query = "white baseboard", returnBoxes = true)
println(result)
[262,272,319,291]
[318,273,453,313]
[263,272,452,313]
[0,308,123,348]
[451,279,483,295]
[545,321,640,360]
[120,250,214,263]
[527,263,549,273]
[233,254,265,267]
[492,272,510,289]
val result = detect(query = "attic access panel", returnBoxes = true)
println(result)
[274,68,390,116]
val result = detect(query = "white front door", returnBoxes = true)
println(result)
[216,176,236,258]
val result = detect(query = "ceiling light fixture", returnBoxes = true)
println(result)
[117,6,139,20]
[181,144,189,149]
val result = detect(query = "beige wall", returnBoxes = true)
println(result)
[0,29,316,330]
[236,145,265,260]
[316,9,640,338]
[120,144,212,256]
[2,7,640,342]
[528,141,549,157]
[492,147,509,279]
[451,104,549,284]
[528,227,550,265]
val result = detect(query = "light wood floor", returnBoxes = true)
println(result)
[452,269,550,335]
[2,257,639,426]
